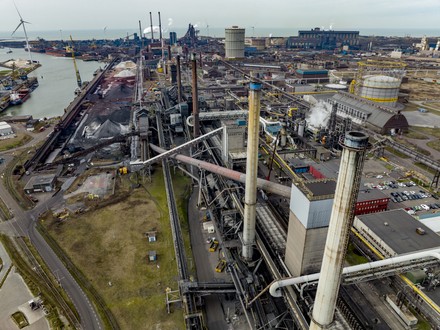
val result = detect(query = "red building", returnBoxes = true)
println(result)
[355,189,390,216]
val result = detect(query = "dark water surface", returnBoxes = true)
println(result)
[0,48,100,119]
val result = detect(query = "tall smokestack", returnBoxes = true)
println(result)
[242,79,262,260]
[158,12,163,41]
[176,55,182,103]
[310,131,369,330]
[149,12,154,42]
[191,53,200,138]
[158,12,164,61]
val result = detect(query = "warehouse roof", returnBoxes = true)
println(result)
[303,180,336,197]
[331,92,409,130]
[355,209,440,254]
[357,189,389,202]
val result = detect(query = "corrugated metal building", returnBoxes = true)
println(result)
[328,92,409,134]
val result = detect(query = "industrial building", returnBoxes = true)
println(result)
[287,28,359,50]
[24,174,56,194]
[354,209,440,258]
[355,189,389,215]
[328,92,409,134]
[0,121,13,136]
[285,179,336,276]
[224,26,245,59]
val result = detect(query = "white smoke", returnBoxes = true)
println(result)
[143,26,161,34]
[269,33,273,38]
[168,18,173,27]
[306,101,332,130]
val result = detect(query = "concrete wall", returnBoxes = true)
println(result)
[285,210,328,276]
[353,217,395,257]
[290,184,333,229]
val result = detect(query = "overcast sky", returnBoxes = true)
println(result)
[1,0,439,32]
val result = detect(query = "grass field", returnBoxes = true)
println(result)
[43,169,192,329]
[410,127,440,139]
[0,132,32,152]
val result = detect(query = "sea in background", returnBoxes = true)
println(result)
[1,27,440,41]
[0,48,101,119]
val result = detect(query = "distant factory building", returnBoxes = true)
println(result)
[0,121,13,136]
[24,174,56,194]
[225,26,245,59]
[328,92,409,135]
[169,32,177,45]
[354,209,440,258]
[295,69,329,83]
[287,28,359,50]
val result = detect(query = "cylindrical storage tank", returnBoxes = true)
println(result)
[225,26,245,59]
[280,128,287,147]
[298,120,305,137]
[359,75,401,107]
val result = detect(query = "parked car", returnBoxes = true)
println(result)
[420,204,430,211]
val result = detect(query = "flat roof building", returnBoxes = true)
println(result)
[354,209,440,257]
[24,174,57,194]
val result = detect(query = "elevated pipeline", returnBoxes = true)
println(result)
[149,144,291,198]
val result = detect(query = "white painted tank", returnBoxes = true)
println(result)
[298,120,305,137]
[225,26,245,59]
[359,75,401,107]
[280,128,287,147]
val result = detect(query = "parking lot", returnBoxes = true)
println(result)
[364,178,440,217]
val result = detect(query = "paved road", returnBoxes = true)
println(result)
[0,130,103,330]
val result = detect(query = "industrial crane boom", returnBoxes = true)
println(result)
[69,35,82,89]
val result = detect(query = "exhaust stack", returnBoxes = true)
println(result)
[310,131,369,330]
[242,80,262,260]
[191,53,200,138]
[149,12,154,42]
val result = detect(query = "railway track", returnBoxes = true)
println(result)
[156,111,203,329]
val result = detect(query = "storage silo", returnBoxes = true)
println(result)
[359,75,400,107]
[225,26,245,59]
[352,60,406,108]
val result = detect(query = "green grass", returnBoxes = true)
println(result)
[385,146,410,159]
[11,311,29,329]
[410,127,440,139]
[0,197,13,220]
[0,132,32,152]
[345,243,369,265]
[41,169,192,329]
[3,149,34,210]
[405,130,429,140]
[426,140,440,153]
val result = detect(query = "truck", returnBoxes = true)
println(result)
[215,259,226,273]
[209,239,219,252]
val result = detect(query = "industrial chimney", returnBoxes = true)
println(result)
[242,80,262,260]
[310,131,369,330]
[191,53,200,138]
[149,12,154,42]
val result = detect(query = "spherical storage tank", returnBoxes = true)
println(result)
[225,26,245,59]
[359,75,400,107]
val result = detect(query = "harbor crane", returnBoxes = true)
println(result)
[69,35,82,93]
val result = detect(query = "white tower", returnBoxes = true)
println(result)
[310,131,369,330]
[225,26,245,59]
